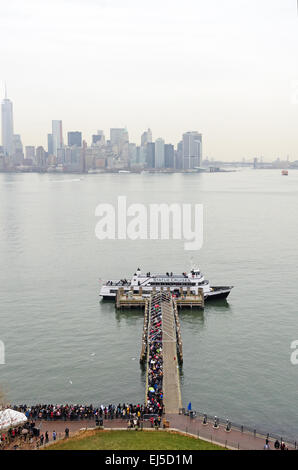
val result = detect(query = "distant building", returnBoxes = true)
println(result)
[25,146,35,161]
[137,146,146,165]
[128,143,137,164]
[141,128,152,147]
[1,89,14,156]
[155,138,165,169]
[47,134,53,155]
[85,145,106,171]
[67,131,82,147]
[92,133,105,146]
[164,144,175,168]
[12,134,23,164]
[146,142,155,168]
[63,146,84,171]
[36,146,47,168]
[175,141,183,169]
[135,146,140,164]
[110,128,129,165]
[52,120,63,157]
[182,132,202,169]
[110,128,128,147]
[57,147,66,165]
[92,130,105,146]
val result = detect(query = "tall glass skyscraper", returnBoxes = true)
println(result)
[155,138,165,169]
[47,134,54,155]
[1,89,14,156]
[52,120,63,157]
[182,132,202,170]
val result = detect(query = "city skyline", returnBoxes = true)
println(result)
[1,89,298,173]
[0,0,298,161]
[0,92,205,172]
[0,88,297,167]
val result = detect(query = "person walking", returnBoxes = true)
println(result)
[274,439,280,450]
[52,430,56,441]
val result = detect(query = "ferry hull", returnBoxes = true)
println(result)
[205,290,231,301]
[100,286,233,301]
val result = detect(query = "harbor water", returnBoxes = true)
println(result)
[0,169,298,439]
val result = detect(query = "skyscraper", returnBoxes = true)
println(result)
[182,132,202,170]
[1,88,14,156]
[176,141,183,169]
[68,131,82,147]
[36,146,47,168]
[25,146,35,162]
[47,134,53,155]
[92,135,103,146]
[141,128,152,147]
[146,142,155,168]
[110,128,128,146]
[128,143,137,164]
[12,134,23,164]
[52,120,63,157]
[155,138,165,169]
[110,128,129,163]
[164,144,175,168]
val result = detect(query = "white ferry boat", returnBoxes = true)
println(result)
[100,267,233,301]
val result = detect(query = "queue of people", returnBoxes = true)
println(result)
[13,403,162,422]
[146,300,164,416]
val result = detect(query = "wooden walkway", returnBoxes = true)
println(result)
[140,292,183,414]
[117,289,202,414]
[161,295,182,414]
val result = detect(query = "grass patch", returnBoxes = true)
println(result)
[45,429,224,450]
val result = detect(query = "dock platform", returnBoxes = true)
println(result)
[116,287,204,309]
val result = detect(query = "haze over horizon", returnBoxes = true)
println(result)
[1,0,298,161]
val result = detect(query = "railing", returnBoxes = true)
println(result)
[179,408,297,449]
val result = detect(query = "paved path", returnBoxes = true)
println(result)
[33,414,293,450]
[166,414,268,450]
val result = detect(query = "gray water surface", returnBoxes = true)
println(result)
[1,169,298,439]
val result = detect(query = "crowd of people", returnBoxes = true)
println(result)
[0,419,43,450]
[12,403,162,422]
[146,299,164,416]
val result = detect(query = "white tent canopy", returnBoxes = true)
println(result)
[0,409,27,432]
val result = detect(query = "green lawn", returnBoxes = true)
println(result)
[45,430,224,450]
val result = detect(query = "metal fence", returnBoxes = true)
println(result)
[179,408,297,449]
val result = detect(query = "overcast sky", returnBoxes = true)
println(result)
[1,0,298,160]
